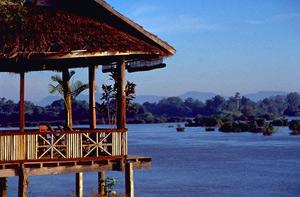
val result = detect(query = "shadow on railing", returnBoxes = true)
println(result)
[0,128,127,163]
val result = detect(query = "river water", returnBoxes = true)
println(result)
[6,124,300,196]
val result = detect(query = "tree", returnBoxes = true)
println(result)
[284,92,300,116]
[98,72,136,125]
[240,96,256,117]
[48,70,88,127]
[234,92,241,112]
[204,95,225,115]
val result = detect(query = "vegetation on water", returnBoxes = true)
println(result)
[288,120,300,135]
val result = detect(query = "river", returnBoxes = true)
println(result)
[6,124,300,196]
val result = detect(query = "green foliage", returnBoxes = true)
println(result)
[2,91,300,126]
[271,119,289,127]
[98,72,136,125]
[48,70,88,127]
[289,120,300,131]
[104,177,117,195]
[284,92,300,116]
[49,70,89,100]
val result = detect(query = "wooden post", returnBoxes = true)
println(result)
[18,165,28,197]
[89,65,97,129]
[125,162,134,197]
[0,178,7,197]
[116,59,126,130]
[98,172,105,196]
[19,72,25,132]
[116,59,127,156]
[19,72,26,160]
[89,65,106,196]
[76,172,83,197]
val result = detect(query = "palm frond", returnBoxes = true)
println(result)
[51,74,63,85]
[69,70,76,80]
[71,80,89,99]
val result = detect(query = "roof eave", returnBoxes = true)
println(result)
[93,0,176,56]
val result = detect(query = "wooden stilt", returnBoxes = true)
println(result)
[98,172,105,196]
[18,166,28,197]
[0,177,7,197]
[125,162,134,197]
[75,172,83,197]
[19,72,25,132]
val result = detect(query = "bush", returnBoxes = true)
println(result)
[271,119,289,127]
[289,120,300,131]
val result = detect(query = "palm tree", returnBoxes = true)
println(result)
[49,70,89,128]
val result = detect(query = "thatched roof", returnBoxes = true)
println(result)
[0,0,175,72]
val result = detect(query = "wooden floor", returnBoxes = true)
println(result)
[0,156,151,178]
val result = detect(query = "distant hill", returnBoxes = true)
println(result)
[244,91,288,101]
[135,95,165,104]
[179,91,217,101]
[38,96,60,106]
[37,90,291,106]
[38,94,101,106]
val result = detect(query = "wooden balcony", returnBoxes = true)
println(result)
[0,128,128,164]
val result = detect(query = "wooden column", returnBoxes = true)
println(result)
[116,59,126,130]
[89,65,106,196]
[116,59,127,157]
[76,173,83,197]
[19,72,26,160]
[89,65,97,129]
[18,166,28,197]
[125,162,134,197]
[19,72,25,132]
[0,178,7,197]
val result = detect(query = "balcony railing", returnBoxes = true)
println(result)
[0,128,127,163]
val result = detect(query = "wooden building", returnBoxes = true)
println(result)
[0,0,175,196]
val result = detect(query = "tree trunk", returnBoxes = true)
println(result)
[62,69,73,128]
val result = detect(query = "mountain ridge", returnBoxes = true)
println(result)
[37,90,293,106]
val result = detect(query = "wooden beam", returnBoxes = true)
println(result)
[75,173,83,197]
[18,166,28,197]
[27,163,114,176]
[0,177,7,197]
[89,65,97,129]
[0,54,160,73]
[125,162,134,197]
[0,156,151,177]
[19,72,25,132]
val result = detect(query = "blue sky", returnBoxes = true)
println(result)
[1,0,300,102]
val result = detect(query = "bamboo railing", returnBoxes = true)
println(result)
[0,128,127,163]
